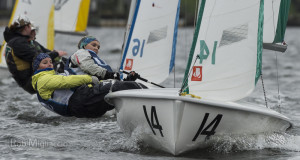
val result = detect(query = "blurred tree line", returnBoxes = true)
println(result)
[88,0,300,26]
[1,0,300,26]
[288,0,300,25]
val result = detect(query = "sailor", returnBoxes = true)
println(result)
[29,23,67,73]
[32,53,146,118]
[66,36,139,81]
[3,15,67,94]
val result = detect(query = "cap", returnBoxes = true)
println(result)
[32,53,51,72]
[31,23,39,32]
[12,15,31,28]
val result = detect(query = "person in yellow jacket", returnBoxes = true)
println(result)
[32,53,145,118]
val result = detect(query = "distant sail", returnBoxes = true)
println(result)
[263,0,291,52]
[0,0,54,68]
[264,0,291,43]
[0,43,7,68]
[120,0,180,84]
[54,0,90,35]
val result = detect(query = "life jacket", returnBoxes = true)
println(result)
[5,41,34,93]
[65,49,113,75]
[35,82,73,117]
[5,43,31,73]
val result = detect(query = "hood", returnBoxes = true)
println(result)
[3,26,29,42]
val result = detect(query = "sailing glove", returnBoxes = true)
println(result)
[124,71,140,81]
[104,71,120,80]
[91,76,100,84]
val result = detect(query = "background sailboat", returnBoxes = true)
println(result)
[263,0,290,52]
[106,0,292,155]
[119,0,180,86]
[0,0,91,68]
[0,0,54,68]
[54,0,90,35]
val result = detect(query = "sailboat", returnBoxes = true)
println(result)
[119,0,180,85]
[0,0,90,68]
[0,0,55,68]
[54,0,90,35]
[105,0,292,155]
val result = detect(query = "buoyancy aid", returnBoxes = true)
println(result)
[35,72,74,117]
[36,88,73,116]
[5,44,31,72]
[5,39,34,93]
[65,49,113,75]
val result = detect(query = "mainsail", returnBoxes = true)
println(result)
[182,0,291,102]
[54,0,90,35]
[0,0,54,68]
[119,0,180,84]
[182,0,263,101]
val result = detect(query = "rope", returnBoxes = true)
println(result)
[275,52,281,110]
[180,92,202,99]
[260,73,268,108]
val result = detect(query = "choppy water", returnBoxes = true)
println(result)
[0,27,300,160]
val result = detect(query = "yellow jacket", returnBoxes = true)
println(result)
[32,68,93,100]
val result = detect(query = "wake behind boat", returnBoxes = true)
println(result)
[106,0,293,155]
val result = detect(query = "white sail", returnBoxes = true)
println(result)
[0,0,54,68]
[119,0,180,84]
[182,0,262,101]
[54,0,90,34]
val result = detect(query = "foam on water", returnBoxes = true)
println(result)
[202,133,300,153]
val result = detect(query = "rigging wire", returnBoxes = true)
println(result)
[261,0,274,108]
[261,73,269,108]
[271,0,282,111]
[275,51,282,112]
[180,0,199,93]
[261,0,283,110]
[180,55,200,93]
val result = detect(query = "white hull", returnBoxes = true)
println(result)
[105,88,292,155]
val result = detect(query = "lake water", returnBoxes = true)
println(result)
[0,27,300,160]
